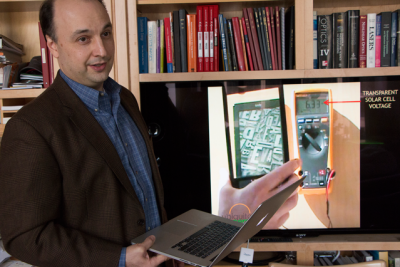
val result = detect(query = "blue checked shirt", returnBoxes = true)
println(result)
[60,71,161,267]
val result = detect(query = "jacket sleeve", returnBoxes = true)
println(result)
[0,117,122,267]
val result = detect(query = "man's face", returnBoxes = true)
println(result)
[48,0,114,91]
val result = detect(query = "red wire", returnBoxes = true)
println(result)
[326,170,335,201]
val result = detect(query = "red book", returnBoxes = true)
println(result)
[247,8,263,70]
[239,18,249,71]
[203,6,209,71]
[243,8,258,70]
[269,7,278,70]
[214,17,219,71]
[359,15,367,68]
[209,6,214,71]
[275,6,282,70]
[241,17,254,70]
[38,22,50,88]
[164,17,174,73]
[196,6,204,72]
[265,7,277,70]
[232,17,245,71]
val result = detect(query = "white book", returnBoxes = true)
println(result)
[389,251,400,267]
[147,21,157,73]
[367,13,376,68]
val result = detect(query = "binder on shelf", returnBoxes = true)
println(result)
[137,17,148,73]
[38,22,50,88]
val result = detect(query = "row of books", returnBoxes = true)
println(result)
[137,5,295,73]
[314,250,400,266]
[314,9,400,69]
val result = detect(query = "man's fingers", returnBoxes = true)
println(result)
[141,235,156,250]
[149,253,169,266]
[250,159,302,192]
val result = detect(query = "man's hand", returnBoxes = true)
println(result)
[125,235,169,267]
[218,159,301,229]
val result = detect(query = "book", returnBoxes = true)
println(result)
[197,6,204,72]
[266,7,276,70]
[332,12,348,68]
[243,8,258,70]
[224,17,232,71]
[38,22,50,88]
[203,6,210,71]
[214,17,219,71]
[318,15,333,69]
[179,9,188,72]
[398,9,400,66]
[173,10,181,72]
[375,14,381,67]
[367,13,377,68]
[138,17,148,73]
[169,12,175,72]
[390,256,395,267]
[242,17,254,70]
[380,12,392,67]
[280,7,286,70]
[164,17,174,73]
[359,15,367,68]
[270,6,278,69]
[218,14,229,71]
[261,7,272,70]
[148,21,157,73]
[275,6,282,70]
[368,251,388,267]
[254,8,267,69]
[232,17,245,71]
[390,11,397,66]
[160,19,165,73]
[0,35,23,54]
[156,20,160,73]
[209,6,214,71]
[347,10,360,68]
[247,8,264,70]
[187,14,197,72]
[388,251,400,267]
[285,6,295,69]
[227,19,238,71]
[313,11,318,69]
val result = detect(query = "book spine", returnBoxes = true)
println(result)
[187,14,197,72]
[179,9,188,72]
[248,8,264,70]
[359,15,367,68]
[333,12,348,68]
[169,12,175,72]
[254,8,267,70]
[209,6,214,71]
[266,7,277,70]
[214,5,220,71]
[138,17,148,73]
[164,18,174,73]
[398,9,400,66]
[375,14,381,67]
[270,6,278,69]
[219,14,229,71]
[148,21,157,73]
[313,11,318,69]
[232,17,245,71]
[281,7,285,70]
[173,10,181,72]
[242,17,254,70]
[261,8,272,70]
[367,13,376,68]
[243,8,258,70]
[224,18,233,71]
[203,6,210,71]
[275,6,282,70]
[160,19,165,73]
[318,15,332,69]
[228,19,238,71]
[390,11,397,66]
[156,20,160,73]
[287,6,295,69]
[347,10,360,68]
[239,18,248,71]
[381,12,391,67]
[197,6,203,72]
[214,17,219,71]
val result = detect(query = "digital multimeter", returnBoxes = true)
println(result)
[294,89,333,194]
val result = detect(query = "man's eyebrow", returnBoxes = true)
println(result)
[103,22,112,30]
[72,23,112,37]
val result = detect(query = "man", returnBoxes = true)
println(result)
[0,0,175,266]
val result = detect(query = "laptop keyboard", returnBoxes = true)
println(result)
[171,221,240,259]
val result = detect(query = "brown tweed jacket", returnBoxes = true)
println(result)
[0,73,168,267]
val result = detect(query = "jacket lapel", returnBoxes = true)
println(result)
[52,74,141,204]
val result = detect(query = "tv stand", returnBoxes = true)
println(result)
[211,234,400,266]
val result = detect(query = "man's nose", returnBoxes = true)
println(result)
[93,37,107,57]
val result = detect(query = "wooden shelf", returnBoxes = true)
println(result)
[0,89,45,99]
[305,67,400,79]
[138,0,275,5]
[2,110,21,113]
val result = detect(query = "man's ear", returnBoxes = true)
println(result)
[46,35,59,58]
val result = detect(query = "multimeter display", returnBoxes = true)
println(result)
[296,97,328,115]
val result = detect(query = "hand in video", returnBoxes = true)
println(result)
[125,235,169,267]
[218,159,301,229]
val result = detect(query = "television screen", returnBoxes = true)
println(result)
[141,76,400,237]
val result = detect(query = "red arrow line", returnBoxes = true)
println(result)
[323,100,361,105]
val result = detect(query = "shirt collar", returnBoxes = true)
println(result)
[60,70,121,111]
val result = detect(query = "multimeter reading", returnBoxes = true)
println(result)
[295,90,332,191]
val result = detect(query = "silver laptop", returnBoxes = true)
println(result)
[131,176,304,267]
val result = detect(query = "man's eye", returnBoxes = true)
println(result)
[103,31,111,37]
[78,37,88,42]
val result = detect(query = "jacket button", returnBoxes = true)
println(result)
[137,219,145,226]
